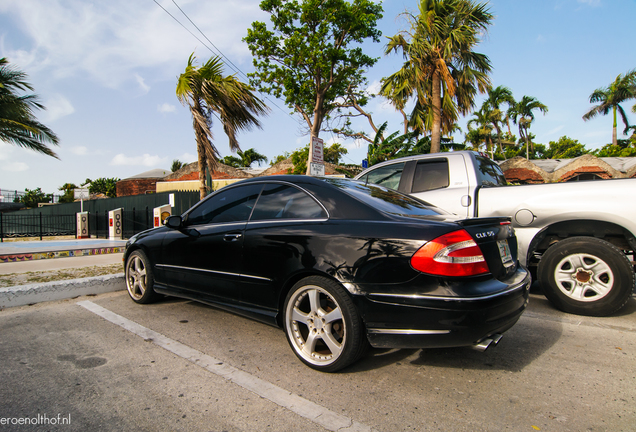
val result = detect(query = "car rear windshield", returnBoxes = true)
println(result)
[474,155,508,187]
[324,178,446,218]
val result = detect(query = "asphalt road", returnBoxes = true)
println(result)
[1,289,635,432]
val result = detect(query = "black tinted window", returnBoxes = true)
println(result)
[359,162,405,190]
[251,184,327,220]
[475,155,507,187]
[186,184,263,225]
[412,160,449,192]
[326,179,445,217]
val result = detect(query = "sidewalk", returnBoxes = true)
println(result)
[0,238,126,264]
[0,238,127,309]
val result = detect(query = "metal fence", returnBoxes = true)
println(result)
[0,213,76,240]
[0,191,200,241]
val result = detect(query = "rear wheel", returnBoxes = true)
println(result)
[125,250,158,304]
[537,237,634,316]
[283,276,368,372]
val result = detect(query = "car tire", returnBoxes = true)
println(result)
[283,276,368,372]
[537,237,634,316]
[125,250,159,304]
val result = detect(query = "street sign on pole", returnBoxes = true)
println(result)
[306,136,325,176]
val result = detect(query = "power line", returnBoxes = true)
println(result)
[152,0,293,119]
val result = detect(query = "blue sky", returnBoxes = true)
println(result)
[1,0,635,194]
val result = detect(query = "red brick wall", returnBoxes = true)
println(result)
[168,170,235,181]
[116,179,160,197]
[559,166,612,182]
[503,168,545,184]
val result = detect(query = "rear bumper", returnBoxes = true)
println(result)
[352,268,531,349]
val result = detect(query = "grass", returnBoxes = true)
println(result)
[0,264,124,288]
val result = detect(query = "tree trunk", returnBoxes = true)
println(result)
[430,72,442,154]
[612,106,618,146]
[306,94,326,175]
[197,140,207,200]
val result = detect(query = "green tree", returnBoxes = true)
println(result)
[367,122,431,166]
[15,187,52,208]
[382,0,493,153]
[176,54,269,199]
[171,159,185,172]
[323,143,349,165]
[482,85,516,151]
[244,0,383,161]
[594,138,636,157]
[507,95,548,159]
[270,151,291,166]
[544,136,589,159]
[289,145,310,175]
[88,177,119,198]
[222,148,269,168]
[58,182,78,203]
[220,155,243,168]
[0,58,59,158]
[583,69,636,146]
[466,106,495,154]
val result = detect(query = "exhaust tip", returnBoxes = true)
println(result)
[472,334,503,352]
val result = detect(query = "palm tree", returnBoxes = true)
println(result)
[583,69,636,146]
[0,57,59,158]
[176,54,269,199]
[237,148,268,167]
[508,96,548,159]
[382,0,493,153]
[466,106,495,154]
[482,85,515,152]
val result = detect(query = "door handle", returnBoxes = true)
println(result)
[224,233,242,242]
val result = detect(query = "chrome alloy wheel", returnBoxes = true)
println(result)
[126,254,148,301]
[285,285,346,367]
[553,253,614,302]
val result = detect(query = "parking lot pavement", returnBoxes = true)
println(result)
[1,289,635,432]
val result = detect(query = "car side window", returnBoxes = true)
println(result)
[412,160,450,193]
[186,184,263,225]
[358,162,405,191]
[474,155,508,186]
[251,183,327,221]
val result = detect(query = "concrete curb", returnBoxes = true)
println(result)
[0,273,125,309]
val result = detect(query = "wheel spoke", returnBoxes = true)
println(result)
[321,330,343,356]
[291,307,310,326]
[321,307,342,325]
[302,331,319,356]
[307,289,321,313]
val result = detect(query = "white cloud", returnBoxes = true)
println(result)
[0,142,13,160]
[4,162,29,172]
[69,146,89,156]
[43,94,74,122]
[110,153,168,167]
[177,152,197,163]
[158,103,176,113]
[135,73,150,94]
[0,0,265,88]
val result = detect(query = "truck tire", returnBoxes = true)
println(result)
[537,237,634,316]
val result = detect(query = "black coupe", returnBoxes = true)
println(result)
[124,176,530,372]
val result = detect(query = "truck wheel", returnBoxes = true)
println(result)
[537,237,634,316]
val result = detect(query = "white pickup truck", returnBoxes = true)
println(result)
[355,151,636,317]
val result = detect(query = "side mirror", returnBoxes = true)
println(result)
[164,215,183,229]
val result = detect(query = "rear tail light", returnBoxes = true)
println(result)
[411,229,490,277]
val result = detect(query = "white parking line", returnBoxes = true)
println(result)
[77,300,374,432]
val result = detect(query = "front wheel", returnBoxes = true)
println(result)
[283,276,368,372]
[125,250,159,304]
[537,237,635,316]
